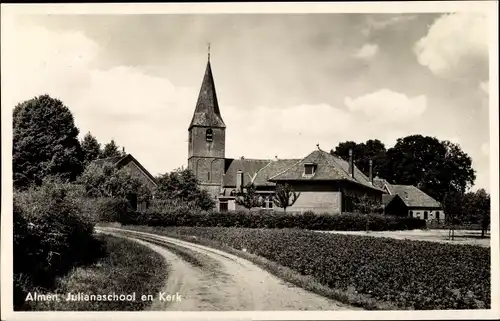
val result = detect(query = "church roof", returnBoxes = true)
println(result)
[269,149,384,192]
[189,59,225,129]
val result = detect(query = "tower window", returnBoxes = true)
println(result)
[206,129,213,142]
[207,171,211,181]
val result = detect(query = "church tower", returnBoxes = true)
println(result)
[188,46,226,198]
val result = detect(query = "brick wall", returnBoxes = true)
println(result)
[274,181,342,213]
[121,161,157,191]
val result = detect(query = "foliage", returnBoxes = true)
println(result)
[13,94,84,190]
[120,208,425,231]
[272,183,300,213]
[155,168,215,211]
[27,234,168,311]
[235,183,264,209]
[385,135,475,203]
[344,192,384,215]
[101,139,125,158]
[154,226,491,310]
[81,132,102,167]
[13,179,105,310]
[77,162,152,204]
[331,139,387,178]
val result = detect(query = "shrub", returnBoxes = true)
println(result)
[13,179,105,310]
[120,207,426,231]
[148,226,490,310]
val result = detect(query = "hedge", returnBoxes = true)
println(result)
[119,209,426,231]
[151,226,491,310]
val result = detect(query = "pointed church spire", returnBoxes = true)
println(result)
[189,47,225,130]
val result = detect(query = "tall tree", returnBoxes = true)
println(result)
[272,183,300,213]
[384,135,475,203]
[77,162,151,204]
[331,139,387,177]
[13,95,83,189]
[102,139,124,158]
[155,168,215,211]
[81,132,102,167]
[235,183,264,210]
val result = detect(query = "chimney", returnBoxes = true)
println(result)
[369,159,373,185]
[274,156,278,161]
[348,148,354,178]
[236,169,244,191]
[122,147,126,154]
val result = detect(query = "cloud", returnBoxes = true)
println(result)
[354,43,379,60]
[414,13,489,81]
[4,21,413,176]
[344,89,427,124]
[362,15,417,36]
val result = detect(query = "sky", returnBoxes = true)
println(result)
[1,6,493,192]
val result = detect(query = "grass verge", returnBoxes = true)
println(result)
[121,225,400,311]
[27,233,168,311]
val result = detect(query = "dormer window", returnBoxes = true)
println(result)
[304,163,317,176]
[206,128,213,142]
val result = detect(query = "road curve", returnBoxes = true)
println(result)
[96,226,360,311]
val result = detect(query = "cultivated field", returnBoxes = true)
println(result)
[320,229,490,247]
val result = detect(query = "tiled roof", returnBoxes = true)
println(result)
[223,158,271,187]
[252,159,301,187]
[382,194,396,206]
[92,155,126,166]
[91,154,158,187]
[189,60,225,129]
[387,184,441,208]
[268,149,384,192]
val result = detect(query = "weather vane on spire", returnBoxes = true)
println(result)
[208,42,211,61]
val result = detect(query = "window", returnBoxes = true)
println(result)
[268,198,273,209]
[304,163,316,175]
[435,211,440,222]
[206,129,213,142]
[189,131,192,144]
[409,210,413,217]
[424,211,428,220]
[207,171,211,181]
[219,201,228,212]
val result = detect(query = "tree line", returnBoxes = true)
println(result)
[331,138,490,229]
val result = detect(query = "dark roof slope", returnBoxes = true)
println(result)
[92,155,125,166]
[252,159,301,187]
[189,60,225,129]
[269,149,384,192]
[91,154,158,187]
[223,158,271,187]
[387,184,441,208]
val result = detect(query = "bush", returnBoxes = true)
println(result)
[13,180,105,310]
[119,207,426,231]
[149,226,490,310]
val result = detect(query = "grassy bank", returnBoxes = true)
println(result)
[24,234,168,311]
[121,225,490,310]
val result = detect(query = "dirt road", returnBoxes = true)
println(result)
[96,227,359,311]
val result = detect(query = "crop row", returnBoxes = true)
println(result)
[153,226,490,310]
